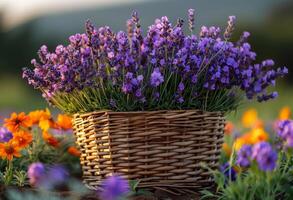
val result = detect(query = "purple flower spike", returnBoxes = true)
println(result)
[28,162,46,186]
[236,145,252,167]
[0,127,13,143]
[224,16,236,39]
[99,175,130,200]
[188,8,195,32]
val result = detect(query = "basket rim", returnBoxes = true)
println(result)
[73,109,225,118]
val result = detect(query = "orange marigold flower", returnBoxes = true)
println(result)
[28,109,51,125]
[56,114,72,130]
[250,128,268,144]
[279,106,291,120]
[222,143,232,156]
[12,130,33,149]
[0,142,21,160]
[224,121,234,135]
[42,131,60,148]
[4,112,32,132]
[67,146,81,157]
[241,109,258,128]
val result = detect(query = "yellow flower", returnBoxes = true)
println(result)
[241,109,258,128]
[39,119,53,132]
[234,133,253,151]
[279,106,291,120]
[250,128,268,144]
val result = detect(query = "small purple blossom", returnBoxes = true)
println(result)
[46,165,69,188]
[28,162,46,186]
[252,142,277,171]
[220,162,237,182]
[0,127,13,143]
[99,175,130,200]
[277,120,293,148]
[178,82,185,92]
[150,68,164,87]
[236,145,252,167]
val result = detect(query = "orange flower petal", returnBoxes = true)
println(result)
[279,106,291,120]
[67,146,81,157]
[56,114,72,130]
[4,112,32,132]
[224,121,234,135]
[241,109,258,128]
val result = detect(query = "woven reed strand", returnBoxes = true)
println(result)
[73,110,225,192]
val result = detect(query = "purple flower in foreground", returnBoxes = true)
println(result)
[99,175,130,200]
[220,162,237,181]
[277,120,293,148]
[28,162,46,186]
[47,165,69,187]
[0,127,13,143]
[277,120,293,139]
[236,145,252,167]
[252,142,277,171]
[150,68,164,87]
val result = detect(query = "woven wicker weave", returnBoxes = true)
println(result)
[73,110,225,193]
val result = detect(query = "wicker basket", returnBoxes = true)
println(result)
[73,110,225,193]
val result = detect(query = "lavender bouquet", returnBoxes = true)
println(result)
[23,10,287,114]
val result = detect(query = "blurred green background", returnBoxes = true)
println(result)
[0,0,292,121]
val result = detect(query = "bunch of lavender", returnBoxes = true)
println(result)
[23,9,288,114]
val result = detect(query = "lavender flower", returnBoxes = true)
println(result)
[0,127,13,143]
[224,16,236,40]
[99,175,130,200]
[252,142,277,171]
[22,9,288,114]
[150,68,164,87]
[28,162,46,186]
[188,9,195,32]
[236,145,252,167]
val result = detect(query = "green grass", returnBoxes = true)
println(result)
[0,75,46,112]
